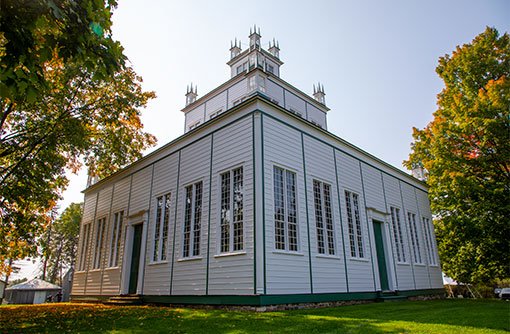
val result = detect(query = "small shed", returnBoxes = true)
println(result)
[4,279,62,304]
[0,279,6,302]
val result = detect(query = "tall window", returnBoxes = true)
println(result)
[153,193,171,262]
[390,207,406,262]
[345,190,364,258]
[79,223,91,271]
[407,212,422,263]
[422,217,436,265]
[183,181,203,258]
[313,180,335,255]
[109,211,123,267]
[220,167,244,253]
[93,217,106,269]
[273,166,298,251]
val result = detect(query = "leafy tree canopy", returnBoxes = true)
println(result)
[0,1,157,274]
[40,202,82,284]
[405,27,510,284]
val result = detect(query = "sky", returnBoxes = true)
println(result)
[11,0,509,280]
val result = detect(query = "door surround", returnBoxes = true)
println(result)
[366,208,395,291]
[120,210,148,295]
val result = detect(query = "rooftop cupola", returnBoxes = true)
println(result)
[227,27,284,78]
[249,25,261,50]
[230,38,242,59]
[313,83,326,105]
[268,38,280,59]
[185,83,198,106]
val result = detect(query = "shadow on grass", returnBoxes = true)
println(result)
[0,299,508,333]
[292,299,510,332]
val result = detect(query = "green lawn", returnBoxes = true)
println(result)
[0,299,508,333]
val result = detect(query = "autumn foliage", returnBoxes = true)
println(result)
[405,27,510,284]
[0,1,156,273]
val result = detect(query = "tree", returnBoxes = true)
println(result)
[40,203,82,285]
[405,27,510,284]
[0,1,157,275]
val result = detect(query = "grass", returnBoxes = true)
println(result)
[0,299,508,333]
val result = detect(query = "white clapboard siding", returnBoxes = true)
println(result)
[284,90,306,117]
[205,91,228,119]
[336,150,375,292]
[266,78,284,106]
[72,272,86,295]
[263,116,311,294]
[382,174,414,290]
[184,103,205,132]
[129,167,153,216]
[142,153,179,295]
[208,117,254,295]
[415,189,443,288]
[304,135,347,293]
[401,182,427,289]
[306,104,327,129]
[360,163,387,291]
[171,136,211,295]
[227,79,248,109]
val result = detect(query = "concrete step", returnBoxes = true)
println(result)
[104,295,143,306]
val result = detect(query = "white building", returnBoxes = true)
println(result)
[72,28,443,305]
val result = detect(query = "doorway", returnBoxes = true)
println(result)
[372,220,390,291]
[128,224,143,294]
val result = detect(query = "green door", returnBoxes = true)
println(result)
[373,220,389,291]
[128,224,143,294]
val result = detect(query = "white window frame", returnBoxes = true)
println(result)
[93,217,106,269]
[407,212,422,264]
[218,166,244,254]
[182,181,203,258]
[422,217,437,265]
[390,206,407,263]
[188,120,201,131]
[153,192,171,262]
[108,210,124,268]
[345,190,364,258]
[273,165,299,252]
[209,108,223,119]
[313,179,335,255]
[78,222,92,271]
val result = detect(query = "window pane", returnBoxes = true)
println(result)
[323,184,335,255]
[220,172,231,253]
[154,196,163,261]
[313,180,325,254]
[183,186,193,257]
[161,194,171,261]
[192,182,202,256]
[233,167,244,251]
[273,167,285,250]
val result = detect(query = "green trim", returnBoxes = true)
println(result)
[397,288,445,297]
[169,151,182,294]
[258,109,426,192]
[380,172,399,290]
[301,133,314,294]
[84,193,100,294]
[398,181,417,289]
[205,134,214,295]
[71,288,445,306]
[413,187,432,288]
[252,113,257,294]
[71,295,112,302]
[141,164,156,295]
[122,174,134,294]
[100,183,116,295]
[260,113,267,295]
[333,149,350,292]
[359,162,377,291]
